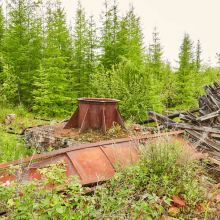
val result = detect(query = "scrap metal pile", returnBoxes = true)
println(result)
[147,81,220,164]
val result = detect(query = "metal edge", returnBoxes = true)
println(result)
[0,130,185,169]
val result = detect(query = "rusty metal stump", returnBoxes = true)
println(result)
[64,98,125,134]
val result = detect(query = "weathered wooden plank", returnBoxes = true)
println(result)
[191,110,220,122]
[148,111,176,125]
[186,129,220,152]
[148,111,220,135]
[138,109,200,125]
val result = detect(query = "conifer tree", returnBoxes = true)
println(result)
[149,26,163,79]
[87,13,98,66]
[3,0,42,105]
[100,0,119,70]
[72,0,90,97]
[86,13,98,93]
[196,39,202,71]
[26,0,43,106]
[116,4,144,67]
[176,33,195,106]
[33,0,72,115]
[0,2,4,75]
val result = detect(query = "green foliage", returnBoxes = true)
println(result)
[32,0,75,116]
[176,33,196,106]
[99,0,119,69]
[72,0,90,97]
[0,104,36,163]
[91,58,164,121]
[0,2,4,74]
[3,0,42,106]
[116,3,144,67]
[0,138,212,219]
[0,61,18,103]
[1,0,220,119]
[0,132,33,164]
[196,39,202,71]
[139,137,207,205]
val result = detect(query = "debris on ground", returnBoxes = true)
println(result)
[148,81,220,171]
[5,114,16,125]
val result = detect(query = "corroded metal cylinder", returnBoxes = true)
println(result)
[64,98,125,134]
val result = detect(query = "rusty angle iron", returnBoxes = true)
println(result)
[0,130,188,187]
[64,98,125,134]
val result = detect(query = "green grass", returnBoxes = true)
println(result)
[0,103,58,163]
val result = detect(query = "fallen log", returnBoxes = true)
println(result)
[6,131,18,135]
[34,117,51,121]
[138,108,201,125]
[148,111,176,124]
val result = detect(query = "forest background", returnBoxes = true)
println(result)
[0,0,220,121]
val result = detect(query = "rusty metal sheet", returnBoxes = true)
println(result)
[0,130,187,187]
[0,154,81,184]
[0,130,185,170]
[67,147,115,180]
[103,142,140,167]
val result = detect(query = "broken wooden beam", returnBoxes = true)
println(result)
[138,108,201,125]
[148,111,176,125]
[148,111,220,135]
[186,129,220,153]
[191,110,220,122]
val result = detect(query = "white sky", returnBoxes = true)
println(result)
[1,0,219,67]
[61,0,220,67]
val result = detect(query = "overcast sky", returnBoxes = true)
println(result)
[60,0,220,67]
[2,0,218,67]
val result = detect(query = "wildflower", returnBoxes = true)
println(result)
[2,181,10,186]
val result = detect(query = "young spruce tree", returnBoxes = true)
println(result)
[117,4,144,67]
[33,0,72,116]
[176,32,196,106]
[72,0,90,97]
[3,0,41,105]
[100,0,119,70]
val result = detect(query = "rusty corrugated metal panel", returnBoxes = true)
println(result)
[0,130,187,186]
